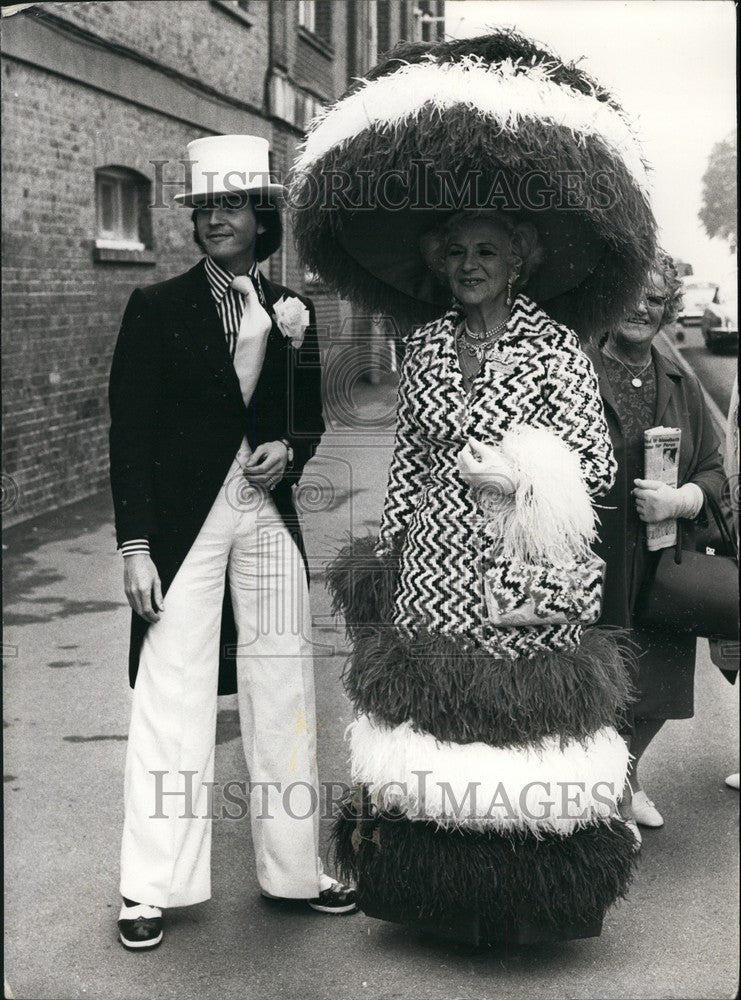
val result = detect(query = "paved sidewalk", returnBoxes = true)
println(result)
[3,377,739,1000]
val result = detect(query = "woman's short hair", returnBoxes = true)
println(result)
[419,210,544,291]
[599,248,684,344]
[191,196,283,262]
[653,249,683,327]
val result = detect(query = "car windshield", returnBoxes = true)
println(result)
[682,280,717,307]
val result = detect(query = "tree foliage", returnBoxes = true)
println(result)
[699,132,737,249]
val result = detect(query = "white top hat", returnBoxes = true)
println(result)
[174,134,285,205]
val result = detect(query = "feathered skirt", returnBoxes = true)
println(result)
[327,536,636,944]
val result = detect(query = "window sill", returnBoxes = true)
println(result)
[297,26,334,59]
[210,1,253,28]
[93,245,156,265]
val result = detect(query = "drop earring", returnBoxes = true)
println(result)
[506,274,514,307]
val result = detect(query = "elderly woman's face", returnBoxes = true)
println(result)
[443,220,512,309]
[617,269,667,347]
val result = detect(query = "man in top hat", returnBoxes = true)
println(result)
[109,134,356,951]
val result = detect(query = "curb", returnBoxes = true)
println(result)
[657,331,727,440]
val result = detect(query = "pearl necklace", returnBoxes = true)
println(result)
[457,323,508,363]
[463,318,509,341]
[602,346,653,388]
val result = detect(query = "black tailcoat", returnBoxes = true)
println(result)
[109,259,325,694]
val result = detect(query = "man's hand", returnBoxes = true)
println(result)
[243,441,289,490]
[632,479,680,523]
[124,554,164,623]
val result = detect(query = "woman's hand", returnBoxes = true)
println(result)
[632,479,680,523]
[124,554,164,623]
[243,441,289,490]
[457,438,517,494]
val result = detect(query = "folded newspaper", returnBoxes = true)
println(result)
[644,426,682,551]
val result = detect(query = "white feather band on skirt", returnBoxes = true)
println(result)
[348,714,630,836]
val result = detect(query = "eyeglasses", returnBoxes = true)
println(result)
[644,292,666,307]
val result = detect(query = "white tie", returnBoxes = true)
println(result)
[231,274,273,408]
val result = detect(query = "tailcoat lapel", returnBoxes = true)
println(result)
[257,272,290,349]
[176,261,243,404]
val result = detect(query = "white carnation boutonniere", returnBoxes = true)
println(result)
[273,295,310,349]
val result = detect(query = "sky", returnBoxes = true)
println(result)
[446,0,737,281]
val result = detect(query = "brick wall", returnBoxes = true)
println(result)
[43,0,269,110]
[280,1,348,101]
[1,0,442,525]
[1,59,218,525]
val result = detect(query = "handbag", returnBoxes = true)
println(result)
[635,492,739,638]
[484,553,606,626]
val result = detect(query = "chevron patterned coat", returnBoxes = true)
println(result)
[376,294,617,659]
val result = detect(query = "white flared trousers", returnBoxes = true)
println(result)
[120,450,321,908]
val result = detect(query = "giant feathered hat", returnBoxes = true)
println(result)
[290,30,657,338]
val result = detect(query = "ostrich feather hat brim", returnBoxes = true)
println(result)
[289,31,657,338]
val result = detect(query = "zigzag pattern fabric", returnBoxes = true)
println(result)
[327,296,635,943]
[377,295,616,660]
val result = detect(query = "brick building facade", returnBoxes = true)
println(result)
[1,0,445,525]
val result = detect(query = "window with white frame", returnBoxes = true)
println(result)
[414,1,440,42]
[298,0,316,33]
[299,0,331,44]
[95,167,149,251]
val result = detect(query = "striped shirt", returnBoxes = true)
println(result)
[121,256,265,557]
[204,255,267,359]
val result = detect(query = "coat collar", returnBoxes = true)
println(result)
[424,293,561,348]
[203,255,264,307]
[652,340,685,425]
[173,260,242,399]
[419,294,563,400]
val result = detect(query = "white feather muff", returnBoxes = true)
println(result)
[295,56,649,197]
[348,714,629,836]
[484,425,597,564]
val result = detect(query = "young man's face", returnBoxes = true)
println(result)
[194,197,263,272]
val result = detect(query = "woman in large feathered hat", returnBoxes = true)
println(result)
[291,30,656,945]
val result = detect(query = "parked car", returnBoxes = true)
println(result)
[701,273,738,353]
[679,277,718,325]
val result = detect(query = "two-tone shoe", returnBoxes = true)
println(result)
[307,878,358,915]
[118,901,164,950]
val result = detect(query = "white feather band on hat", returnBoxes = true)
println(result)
[296,56,649,195]
[348,714,629,836]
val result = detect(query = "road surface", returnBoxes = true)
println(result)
[672,321,737,416]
